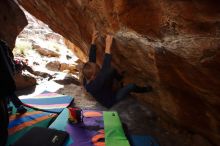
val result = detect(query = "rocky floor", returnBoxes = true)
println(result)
[16,79,212,146]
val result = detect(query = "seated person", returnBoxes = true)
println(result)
[82,32,152,108]
[2,42,27,114]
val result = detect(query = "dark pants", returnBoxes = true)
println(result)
[115,84,150,101]
[100,67,151,106]
[109,69,151,102]
[0,98,9,146]
[9,93,23,108]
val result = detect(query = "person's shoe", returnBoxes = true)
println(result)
[16,105,27,114]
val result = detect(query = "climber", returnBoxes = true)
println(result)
[82,31,152,108]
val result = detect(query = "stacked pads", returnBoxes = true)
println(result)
[7,91,74,146]
[49,109,130,146]
[49,109,159,146]
[7,107,57,145]
[20,91,74,113]
[8,91,159,146]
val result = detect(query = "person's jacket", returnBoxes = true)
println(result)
[0,40,16,98]
[84,44,116,108]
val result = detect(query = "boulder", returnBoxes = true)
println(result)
[64,39,87,62]
[0,0,27,49]
[33,44,60,57]
[17,0,220,145]
[54,74,80,85]
[46,61,77,74]
[15,72,37,90]
[60,63,77,74]
[46,61,61,71]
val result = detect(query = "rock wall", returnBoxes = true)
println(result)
[0,0,27,48]
[17,0,220,145]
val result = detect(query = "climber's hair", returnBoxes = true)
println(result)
[82,62,100,81]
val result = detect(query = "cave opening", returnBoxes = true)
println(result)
[13,9,81,95]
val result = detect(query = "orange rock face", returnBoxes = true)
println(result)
[18,0,220,144]
[0,0,27,49]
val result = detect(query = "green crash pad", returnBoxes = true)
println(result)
[103,111,130,146]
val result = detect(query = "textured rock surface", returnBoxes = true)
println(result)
[33,44,60,57]
[0,0,27,48]
[18,0,220,145]
[15,73,37,90]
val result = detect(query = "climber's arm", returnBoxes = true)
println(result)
[104,35,113,54]
[89,31,99,63]
[102,35,113,69]
[89,44,97,63]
